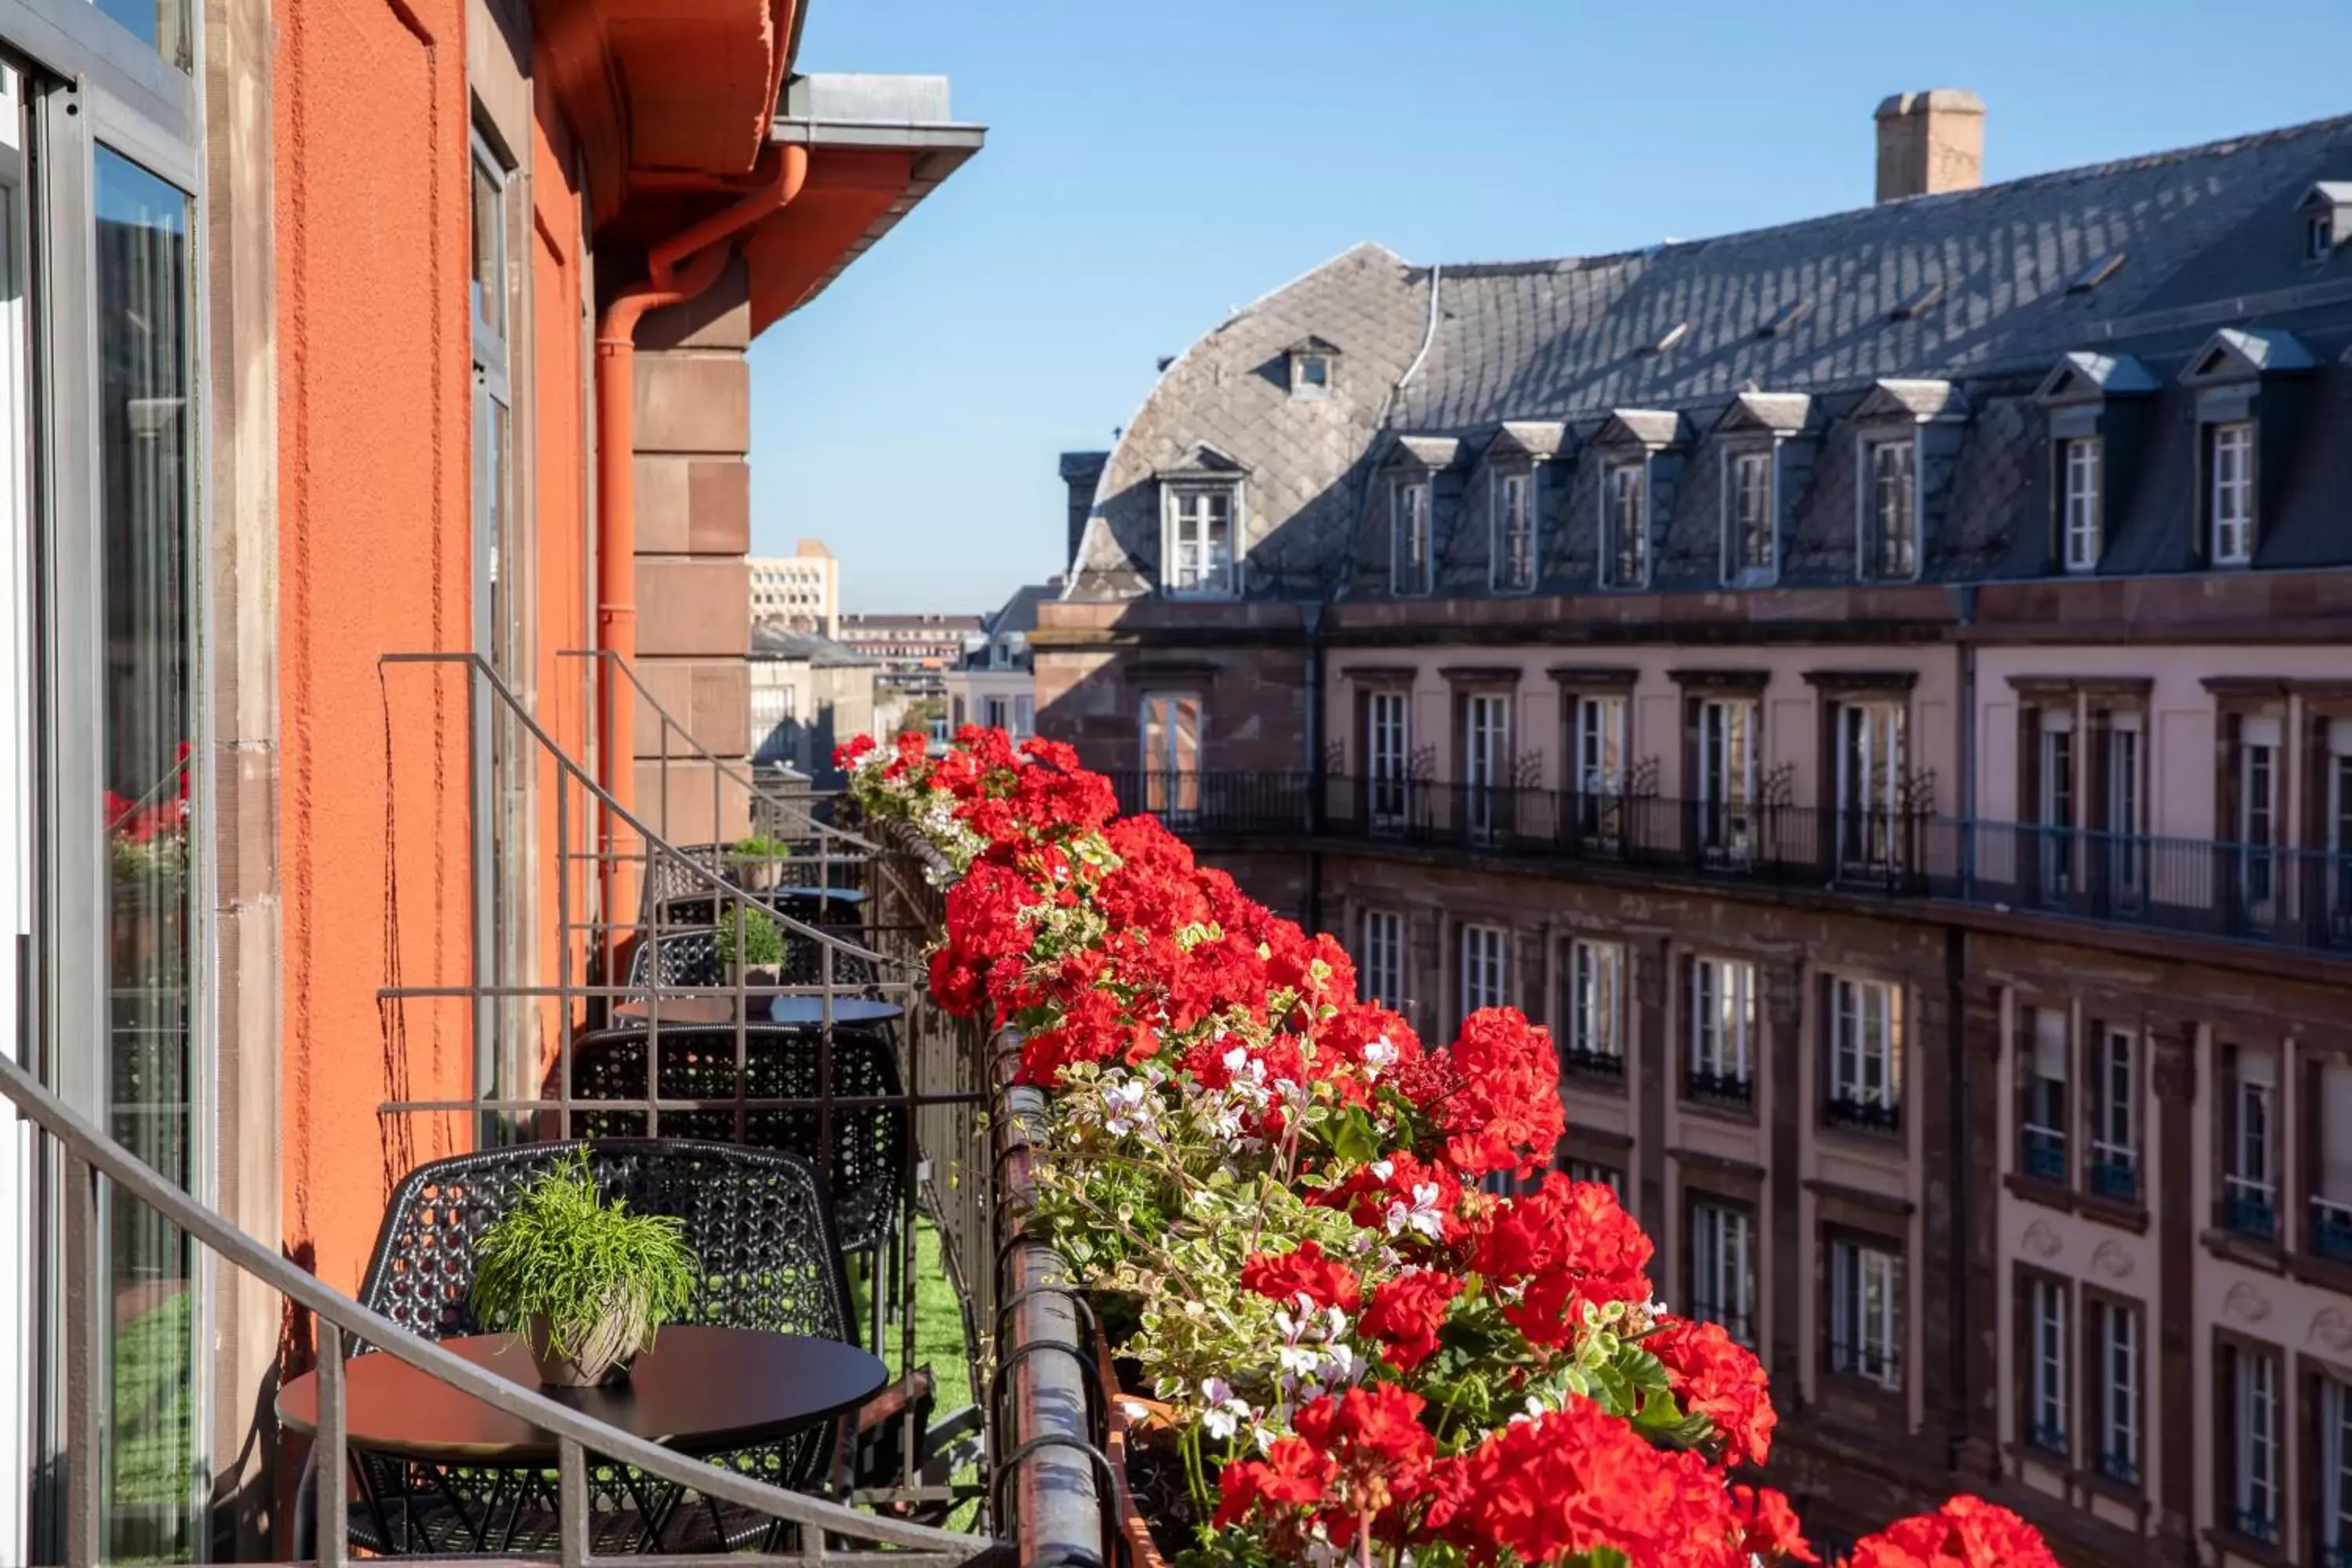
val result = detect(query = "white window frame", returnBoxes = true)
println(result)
[2037,708,2076,896]
[1574,694,1627,797]
[1860,434,1919,581]
[2023,1007,2070,1181]
[2233,1348,2281,1540]
[2209,419,2256,565]
[1688,956,1755,1085]
[1688,1200,1755,1346]
[1722,446,1776,585]
[1563,938,1624,1063]
[1391,479,1432,595]
[1491,468,1536,592]
[2327,724,2352,934]
[1011,693,1035,739]
[1697,696,1759,862]
[2108,715,2146,903]
[1291,352,1332,398]
[2061,436,2103,572]
[2089,1027,2137,1195]
[2225,1049,2278,1228]
[1464,691,1511,847]
[2241,719,2281,914]
[1359,909,1405,1011]
[1459,922,1509,1016]
[1828,975,1901,1115]
[1829,1235,1903,1391]
[1163,484,1237,598]
[1836,700,1907,873]
[2322,1374,2352,1559]
[1367,688,1410,829]
[1139,691,1203,822]
[2096,1300,2140,1483]
[2028,1276,2069,1452]
[1602,459,1650,589]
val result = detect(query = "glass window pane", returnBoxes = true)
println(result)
[96,143,198,1563]
[95,0,191,67]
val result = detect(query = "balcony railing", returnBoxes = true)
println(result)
[2020,1127,2067,1183]
[2311,1196,2352,1261]
[1098,771,2352,959]
[2087,1146,2140,1204]
[1682,1066,1754,1109]
[2223,1178,2278,1241]
[1560,1044,1626,1080]
[1824,1093,1902,1136]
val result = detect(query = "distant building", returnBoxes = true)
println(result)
[836,610,985,705]
[945,579,1057,739]
[749,539,840,637]
[748,623,877,786]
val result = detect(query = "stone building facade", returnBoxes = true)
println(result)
[1035,93,2352,1565]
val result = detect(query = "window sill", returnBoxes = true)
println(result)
[1676,1093,1759,1128]
[2201,1526,2292,1568]
[1815,1369,1907,1425]
[2198,1227,2286,1275]
[2074,1191,2150,1236]
[2002,1171,2075,1214]
[2285,1247,2352,1294]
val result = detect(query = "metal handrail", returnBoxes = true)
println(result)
[0,1049,997,1568]
[559,648,880,858]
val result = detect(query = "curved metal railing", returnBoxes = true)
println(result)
[0,1049,1000,1568]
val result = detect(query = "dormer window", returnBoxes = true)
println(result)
[1864,437,1918,579]
[1492,470,1536,592]
[1163,485,1236,597]
[2061,437,2103,572]
[2209,422,2255,565]
[1392,479,1432,595]
[2297,183,2352,263]
[1286,336,1342,400]
[1602,461,1649,589]
[1724,449,1774,584]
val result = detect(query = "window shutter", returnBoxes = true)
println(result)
[2323,1064,2352,1199]
[2033,1010,2069,1080]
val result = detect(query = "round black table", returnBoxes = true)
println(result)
[280,1327,886,1554]
[608,993,902,1028]
[279,1326,885,1460]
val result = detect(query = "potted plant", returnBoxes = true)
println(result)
[713,902,786,988]
[470,1151,699,1387]
[730,830,792,891]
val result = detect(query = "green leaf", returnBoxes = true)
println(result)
[1324,1105,1381,1167]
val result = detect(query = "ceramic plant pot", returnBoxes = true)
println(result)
[524,1312,637,1388]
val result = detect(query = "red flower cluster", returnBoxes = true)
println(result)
[1645,1316,1777,1468]
[855,728,2061,1568]
[1849,1497,2061,1568]
[1470,1174,1653,1347]
[1239,1240,1361,1315]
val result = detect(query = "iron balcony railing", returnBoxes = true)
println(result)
[1098,771,2352,959]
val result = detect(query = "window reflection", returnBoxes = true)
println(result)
[93,0,191,69]
[96,143,197,1564]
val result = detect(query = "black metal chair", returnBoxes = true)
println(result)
[624,926,879,992]
[563,1026,908,1341]
[318,1138,858,1557]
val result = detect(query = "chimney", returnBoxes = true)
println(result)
[1875,89,1984,203]
[1058,450,1109,570]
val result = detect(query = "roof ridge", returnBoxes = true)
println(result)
[1411,111,2352,280]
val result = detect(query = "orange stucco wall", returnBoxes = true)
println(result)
[274,0,477,1294]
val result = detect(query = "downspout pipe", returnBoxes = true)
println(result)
[593,143,810,935]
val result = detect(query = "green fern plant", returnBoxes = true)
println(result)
[470,1152,699,1381]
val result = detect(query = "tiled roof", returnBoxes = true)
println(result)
[750,624,874,666]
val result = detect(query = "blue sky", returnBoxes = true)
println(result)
[754,0,2352,615]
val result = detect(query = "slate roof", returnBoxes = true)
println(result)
[750,624,875,666]
[1068,111,2352,602]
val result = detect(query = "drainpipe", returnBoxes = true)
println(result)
[593,143,810,932]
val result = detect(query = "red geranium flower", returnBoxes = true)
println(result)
[1732,1484,1819,1564]
[1645,1315,1777,1467]
[1239,1239,1361,1314]
[1849,1496,2060,1568]
[1358,1269,1463,1370]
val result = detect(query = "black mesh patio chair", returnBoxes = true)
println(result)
[623,926,879,993]
[312,1138,858,1558]
[564,1025,907,1270]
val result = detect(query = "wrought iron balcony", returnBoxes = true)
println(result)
[1096,771,2352,960]
[2087,1149,2140,1204]
[1824,1092,1902,1136]
[2223,1182,2279,1241]
[2310,1196,2352,1261]
[1682,1066,1755,1109]
[2093,1447,2140,1486]
[2019,1127,2067,1184]
[1560,1044,1627,1080]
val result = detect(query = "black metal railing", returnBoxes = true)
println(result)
[1823,1093,1901,1137]
[1682,1066,1754,1109]
[2311,1197,2352,1261]
[1560,1045,1626,1080]
[2020,1127,2067,1184]
[1098,771,2352,960]
[2087,1149,2140,1204]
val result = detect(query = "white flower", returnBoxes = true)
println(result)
[1319,1342,1363,1385]
[1278,1343,1323,1378]
[1385,1181,1447,1241]
[1222,1046,1248,1074]
[1363,1036,1399,1073]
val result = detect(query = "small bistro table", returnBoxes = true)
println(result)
[609,993,905,1029]
[278,1326,887,1554]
